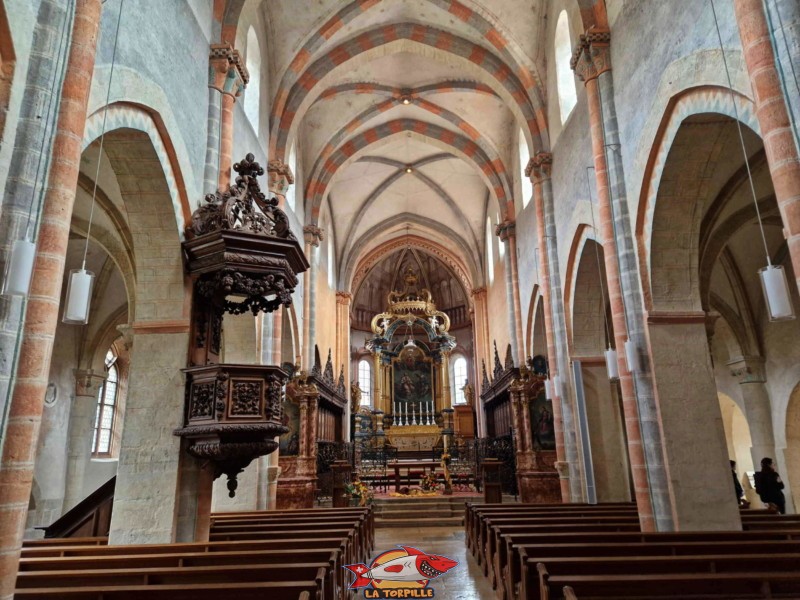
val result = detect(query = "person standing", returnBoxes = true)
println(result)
[730,460,744,504]
[754,457,786,514]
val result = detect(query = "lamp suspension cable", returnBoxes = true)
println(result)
[2,0,72,297]
[64,0,125,324]
[710,0,795,321]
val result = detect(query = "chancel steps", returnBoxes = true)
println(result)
[374,496,466,528]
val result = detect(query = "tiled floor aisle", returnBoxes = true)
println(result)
[370,526,494,600]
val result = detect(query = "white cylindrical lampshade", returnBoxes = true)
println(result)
[2,238,36,297]
[624,339,640,373]
[63,269,95,324]
[553,375,562,398]
[759,264,795,321]
[544,379,553,400]
[604,347,619,380]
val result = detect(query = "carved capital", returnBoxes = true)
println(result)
[73,369,106,396]
[266,465,282,483]
[336,291,352,305]
[495,220,516,242]
[555,460,571,479]
[267,159,294,204]
[209,43,249,98]
[303,225,324,247]
[571,29,611,83]
[525,152,553,183]
[727,355,767,384]
[471,287,487,300]
[116,323,134,351]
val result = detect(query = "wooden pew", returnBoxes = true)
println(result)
[504,530,800,600]
[20,548,340,600]
[534,553,800,600]
[15,581,316,600]
[518,540,800,600]
[551,572,800,599]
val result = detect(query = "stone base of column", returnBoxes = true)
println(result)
[277,456,316,509]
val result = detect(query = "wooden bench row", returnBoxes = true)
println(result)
[17,507,373,600]
[466,502,800,600]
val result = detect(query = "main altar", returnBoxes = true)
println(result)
[363,268,457,452]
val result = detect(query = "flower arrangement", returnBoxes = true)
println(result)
[345,479,374,506]
[420,472,440,492]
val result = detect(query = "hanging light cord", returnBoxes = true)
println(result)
[585,166,613,347]
[710,0,772,265]
[24,0,73,239]
[81,0,125,270]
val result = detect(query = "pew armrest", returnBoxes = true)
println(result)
[563,585,578,600]
[537,562,551,600]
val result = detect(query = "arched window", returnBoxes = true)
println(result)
[92,350,119,457]
[358,360,372,407]
[244,27,261,131]
[519,129,533,208]
[453,357,468,404]
[555,11,577,123]
[286,142,297,212]
[486,217,494,284]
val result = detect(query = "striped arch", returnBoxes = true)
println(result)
[576,0,609,30]
[635,85,759,310]
[307,119,511,222]
[270,23,547,160]
[349,234,474,300]
[307,97,508,208]
[82,102,191,234]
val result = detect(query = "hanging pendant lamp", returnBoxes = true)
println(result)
[624,339,640,374]
[544,378,554,400]
[711,0,795,322]
[64,0,125,324]
[604,347,619,380]
[2,3,72,298]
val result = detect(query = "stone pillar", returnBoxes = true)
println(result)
[203,78,221,194]
[0,0,75,439]
[208,44,247,189]
[62,370,106,512]
[470,288,488,437]
[302,225,323,369]
[108,324,200,544]
[647,313,742,530]
[572,32,666,531]
[337,292,352,438]
[498,221,525,364]
[528,154,582,502]
[277,382,319,509]
[0,2,102,594]
[441,350,452,409]
[727,355,778,469]
[734,0,800,293]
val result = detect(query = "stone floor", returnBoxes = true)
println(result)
[369,525,494,600]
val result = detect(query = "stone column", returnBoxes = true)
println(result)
[108,324,201,544]
[498,221,525,364]
[528,153,582,502]
[302,225,323,369]
[572,32,667,531]
[209,44,247,189]
[62,370,106,512]
[0,0,75,438]
[647,313,742,530]
[0,2,102,594]
[727,355,778,468]
[470,287,488,437]
[441,350,452,409]
[734,0,800,293]
[336,292,352,438]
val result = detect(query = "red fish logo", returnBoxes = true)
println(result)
[344,545,458,595]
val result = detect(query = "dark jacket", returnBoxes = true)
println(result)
[754,469,785,503]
